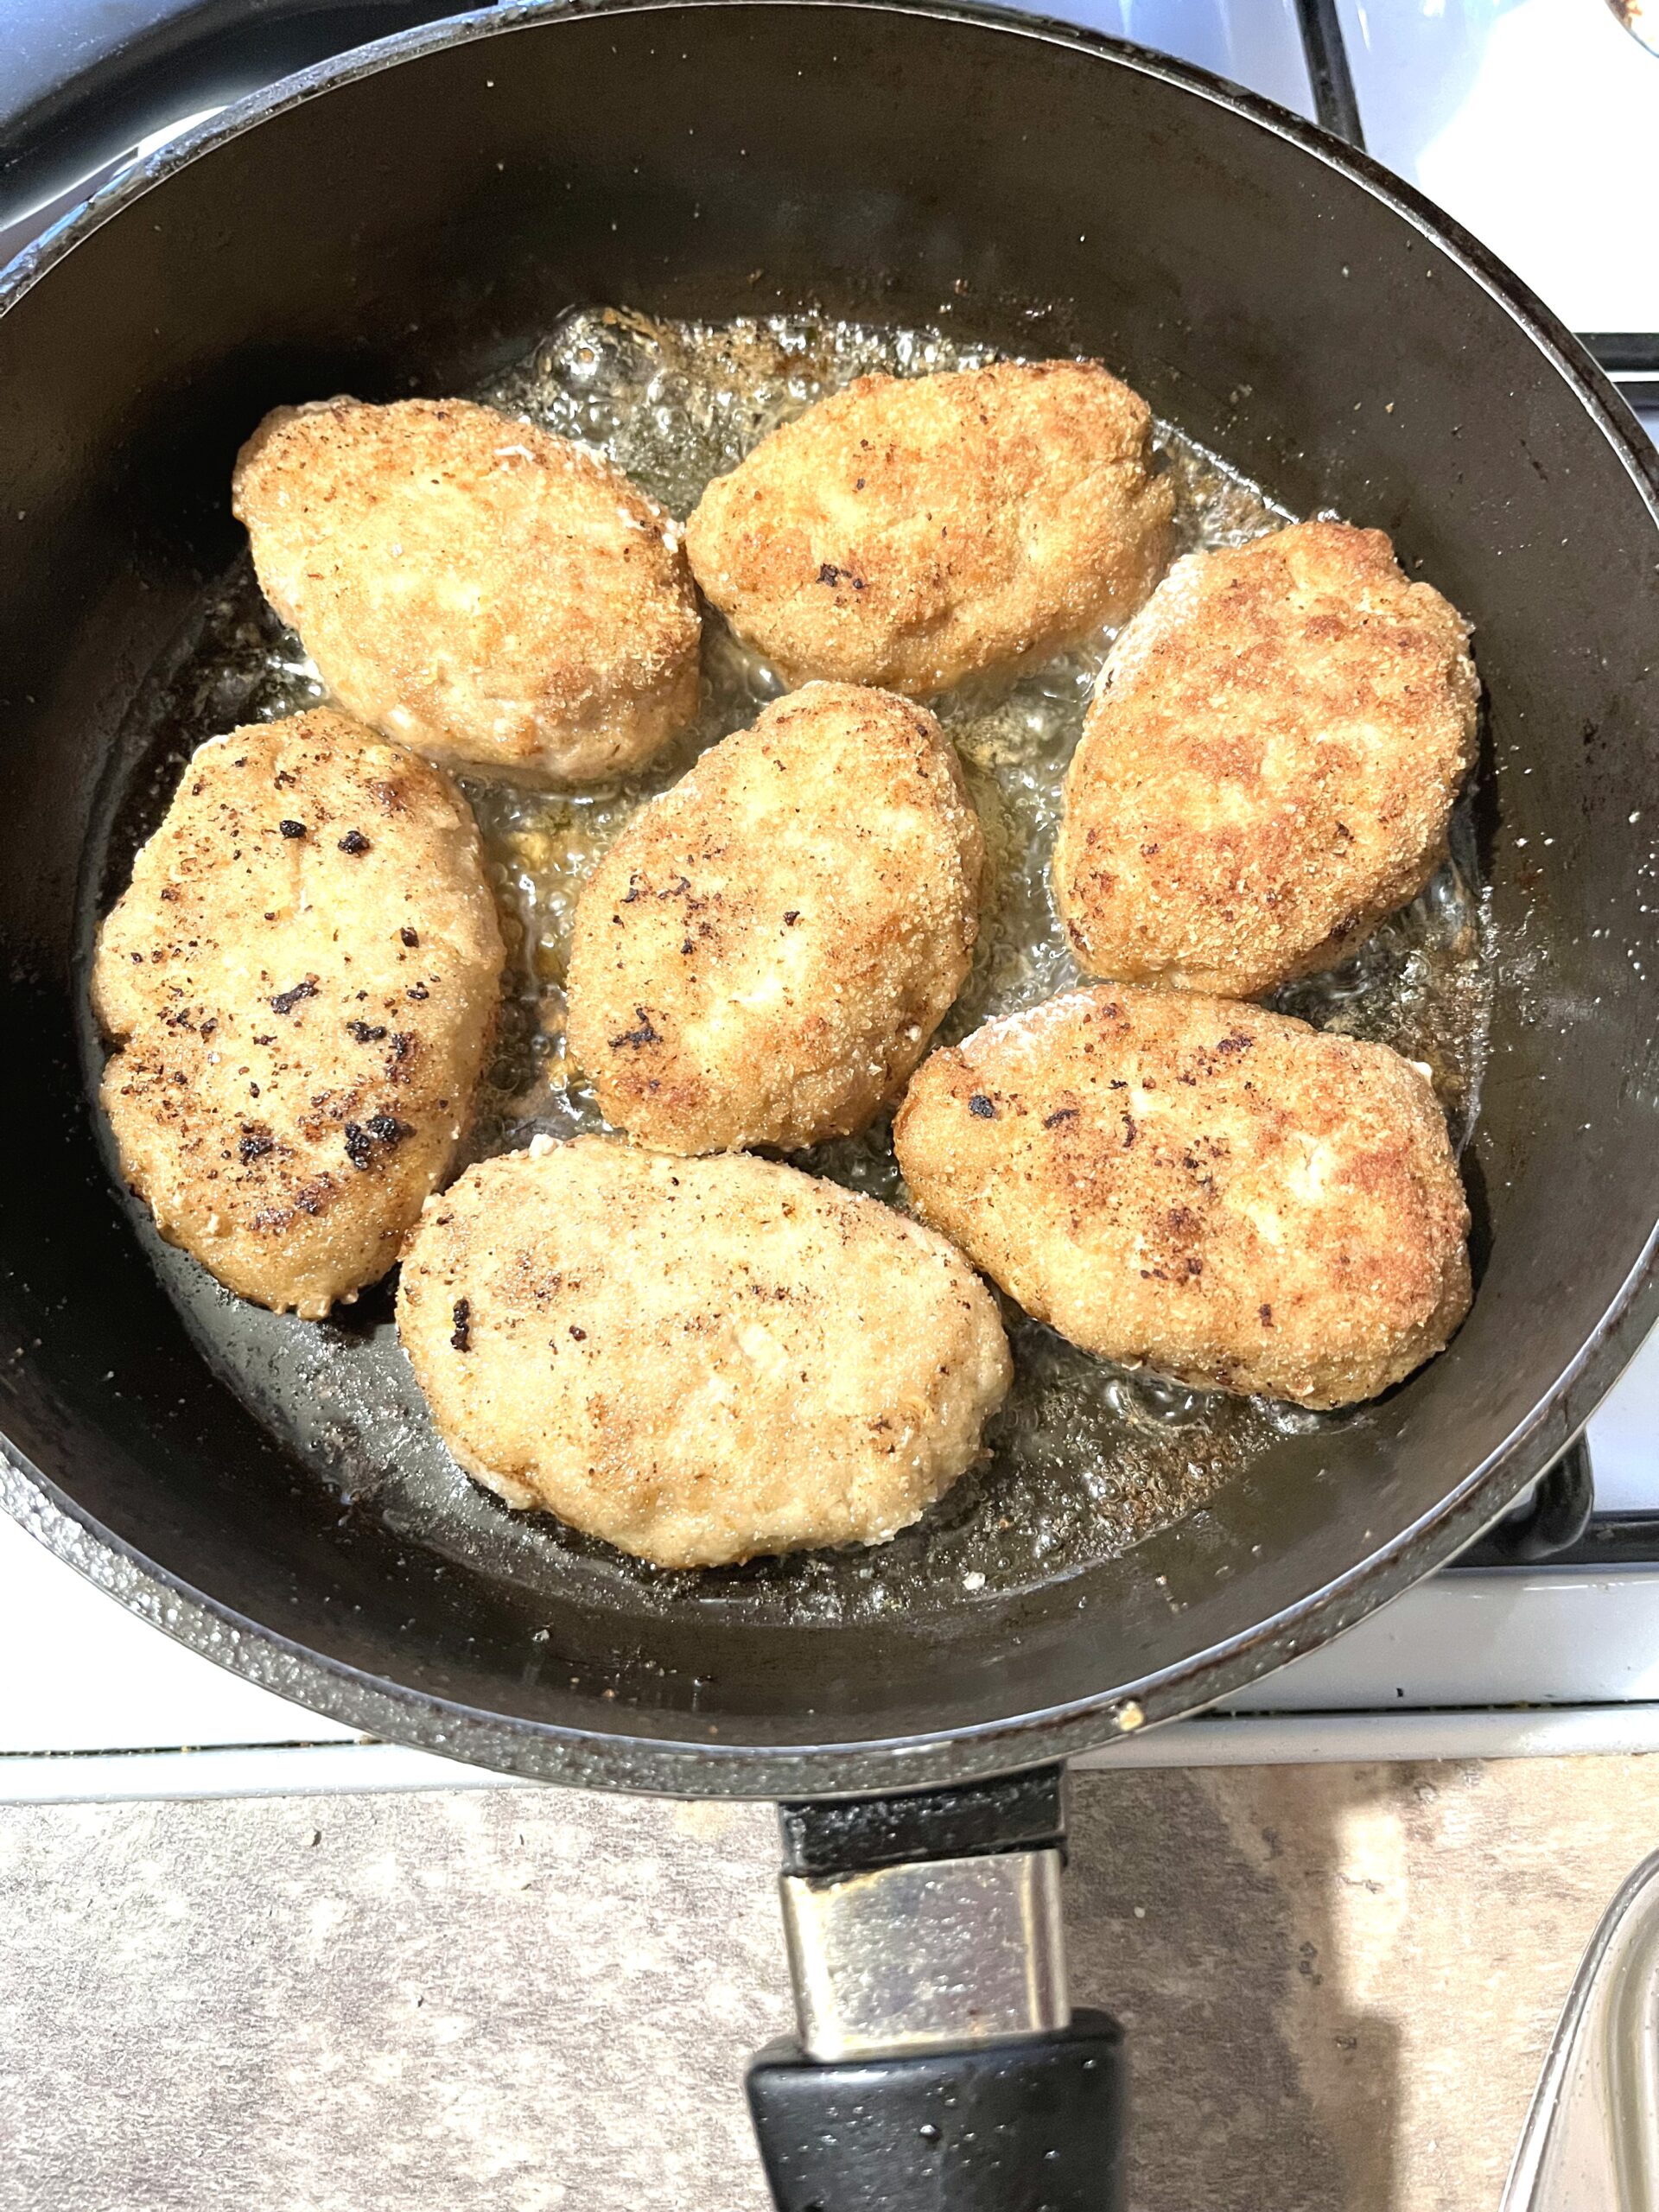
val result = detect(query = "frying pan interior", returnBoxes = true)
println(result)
[1,1,1656,1794]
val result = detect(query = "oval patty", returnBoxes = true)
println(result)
[397,1138,1013,1568]
[685,360,1173,696]
[233,397,701,785]
[92,709,505,1319]
[566,683,982,1154]
[1053,521,1478,998]
[894,986,1470,1408]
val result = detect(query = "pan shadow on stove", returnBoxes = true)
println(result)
[1068,1766,1402,2212]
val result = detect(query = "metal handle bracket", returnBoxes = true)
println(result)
[782,1847,1071,2063]
[776,1765,1072,2058]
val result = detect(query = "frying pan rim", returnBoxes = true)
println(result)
[2,0,1657,1800]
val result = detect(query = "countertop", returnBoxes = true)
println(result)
[4,1754,1658,2210]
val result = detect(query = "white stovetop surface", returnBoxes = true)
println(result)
[3,0,1658,1793]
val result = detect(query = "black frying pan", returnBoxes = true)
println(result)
[3,3,1657,2202]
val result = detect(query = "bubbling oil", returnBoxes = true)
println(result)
[91,308,1493,1621]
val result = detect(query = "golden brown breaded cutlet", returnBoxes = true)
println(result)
[686,360,1173,697]
[396,1138,1013,1568]
[232,397,701,785]
[893,984,1471,1409]
[566,683,982,1154]
[1053,520,1478,999]
[92,709,504,1319]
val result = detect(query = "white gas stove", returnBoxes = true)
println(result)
[4,0,1658,1802]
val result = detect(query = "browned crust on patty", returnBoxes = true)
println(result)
[686,360,1173,696]
[566,683,983,1154]
[92,709,505,1318]
[397,1138,1013,1567]
[1053,521,1478,998]
[894,984,1471,1408]
[233,397,702,785]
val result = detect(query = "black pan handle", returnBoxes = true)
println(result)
[750,1768,1127,2210]
[748,2013,1127,2211]
[0,0,469,234]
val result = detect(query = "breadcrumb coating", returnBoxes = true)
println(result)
[687,360,1173,696]
[567,683,982,1154]
[397,1139,1012,1567]
[1054,521,1478,997]
[92,709,504,1318]
[895,984,1470,1408]
[233,397,701,785]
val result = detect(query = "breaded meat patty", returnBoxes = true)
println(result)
[397,1138,1012,1567]
[685,360,1173,696]
[566,683,982,1154]
[92,709,504,1318]
[894,986,1470,1408]
[1053,521,1478,998]
[232,397,701,785]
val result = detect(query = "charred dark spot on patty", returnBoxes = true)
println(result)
[343,1114,414,1170]
[611,1006,663,1051]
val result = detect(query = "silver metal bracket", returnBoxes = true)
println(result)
[780,1847,1071,2063]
